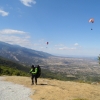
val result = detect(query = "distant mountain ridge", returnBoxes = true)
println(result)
[0,41,53,66]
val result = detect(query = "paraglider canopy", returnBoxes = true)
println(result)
[89,18,94,30]
[89,18,94,23]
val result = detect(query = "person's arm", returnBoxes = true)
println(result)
[29,69,33,73]
[31,68,37,74]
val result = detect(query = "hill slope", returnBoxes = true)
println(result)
[0,41,53,66]
[0,57,30,76]
[4,76,100,100]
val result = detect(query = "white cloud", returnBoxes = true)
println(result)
[59,47,76,50]
[54,43,77,51]
[55,44,64,47]
[74,43,79,46]
[20,0,36,7]
[0,35,30,46]
[74,43,82,48]
[0,29,26,34]
[0,9,9,16]
[0,29,31,48]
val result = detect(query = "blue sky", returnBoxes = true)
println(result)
[0,0,100,57]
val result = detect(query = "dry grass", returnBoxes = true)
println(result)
[3,76,100,100]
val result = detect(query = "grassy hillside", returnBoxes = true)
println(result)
[0,56,30,76]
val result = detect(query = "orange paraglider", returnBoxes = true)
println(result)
[89,18,94,30]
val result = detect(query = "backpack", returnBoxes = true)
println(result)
[35,65,41,78]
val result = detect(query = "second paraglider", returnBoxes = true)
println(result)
[89,18,94,30]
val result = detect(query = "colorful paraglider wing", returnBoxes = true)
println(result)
[89,18,94,23]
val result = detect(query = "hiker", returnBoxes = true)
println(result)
[30,65,38,85]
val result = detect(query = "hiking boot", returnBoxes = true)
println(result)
[35,82,37,85]
[31,83,34,85]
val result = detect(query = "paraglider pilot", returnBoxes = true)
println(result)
[30,65,38,85]
[89,18,94,30]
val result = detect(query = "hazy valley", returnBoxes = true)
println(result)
[0,41,100,82]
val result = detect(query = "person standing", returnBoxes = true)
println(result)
[30,65,38,85]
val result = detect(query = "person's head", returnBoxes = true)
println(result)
[31,65,34,68]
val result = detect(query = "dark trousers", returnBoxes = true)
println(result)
[31,74,37,85]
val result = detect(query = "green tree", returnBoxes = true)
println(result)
[98,54,100,64]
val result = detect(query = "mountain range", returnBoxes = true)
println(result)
[0,41,53,66]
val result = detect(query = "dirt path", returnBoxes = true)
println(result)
[3,76,100,100]
[0,76,32,100]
